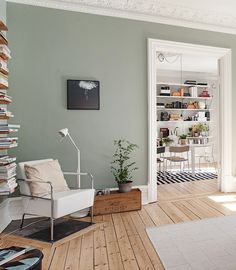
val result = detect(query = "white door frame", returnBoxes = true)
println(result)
[147,38,232,203]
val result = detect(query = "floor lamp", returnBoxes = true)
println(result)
[59,128,88,218]
[58,128,80,187]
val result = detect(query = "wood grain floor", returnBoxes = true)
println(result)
[2,179,236,270]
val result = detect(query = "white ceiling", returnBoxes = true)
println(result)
[7,0,236,34]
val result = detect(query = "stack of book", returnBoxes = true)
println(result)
[0,108,13,119]
[0,31,8,46]
[0,59,8,75]
[0,44,11,60]
[0,156,17,195]
[0,137,18,149]
[0,124,20,133]
[0,73,8,88]
[0,92,12,103]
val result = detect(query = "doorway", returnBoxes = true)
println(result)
[147,39,232,203]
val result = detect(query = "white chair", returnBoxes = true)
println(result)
[164,145,190,172]
[17,159,95,242]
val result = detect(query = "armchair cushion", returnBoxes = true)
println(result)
[24,159,69,197]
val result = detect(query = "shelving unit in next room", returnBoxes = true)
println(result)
[0,19,20,197]
[156,81,215,127]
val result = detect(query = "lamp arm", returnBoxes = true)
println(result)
[68,133,80,152]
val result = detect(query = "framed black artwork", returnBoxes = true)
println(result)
[67,80,100,110]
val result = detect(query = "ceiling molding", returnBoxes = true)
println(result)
[7,0,236,35]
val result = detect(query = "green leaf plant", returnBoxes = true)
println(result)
[111,139,138,184]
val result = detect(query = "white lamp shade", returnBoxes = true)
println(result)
[59,128,69,138]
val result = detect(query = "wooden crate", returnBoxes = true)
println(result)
[93,188,141,215]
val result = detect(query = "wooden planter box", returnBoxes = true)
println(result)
[93,188,141,216]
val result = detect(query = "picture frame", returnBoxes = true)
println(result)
[67,79,100,110]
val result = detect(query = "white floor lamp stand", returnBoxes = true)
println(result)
[59,128,89,218]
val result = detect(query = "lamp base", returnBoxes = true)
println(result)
[70,208,89,218]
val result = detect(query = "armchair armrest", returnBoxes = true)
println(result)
[63,172,94,189]
[17,178,54,200]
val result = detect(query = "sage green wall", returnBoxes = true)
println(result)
[0,0,6,23]
[6,3,236,189]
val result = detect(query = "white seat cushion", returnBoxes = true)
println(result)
[22,188,95,218]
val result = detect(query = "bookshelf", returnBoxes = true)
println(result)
[0,19,20,196]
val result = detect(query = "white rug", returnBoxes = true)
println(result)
[146,214,236,270]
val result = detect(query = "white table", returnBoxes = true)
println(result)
[157,143,213,175]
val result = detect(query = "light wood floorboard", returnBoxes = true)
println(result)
[2,179,235,270]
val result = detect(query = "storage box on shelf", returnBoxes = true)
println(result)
[0,20,19,197]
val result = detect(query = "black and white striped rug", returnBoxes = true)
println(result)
[157,171,217,185]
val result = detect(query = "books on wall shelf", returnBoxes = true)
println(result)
[0,20,8,32]
[0,92,12,104]
[0,59,8,75]
[0,124,19,133]
[0,73,8,89]
[0,45,11,61]
[0,156,17,195]
[0,108,14,120]
[0,137,18,149]
[0,31,8,45]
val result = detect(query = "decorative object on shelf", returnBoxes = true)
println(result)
[196,123,209,137]
[187,101,195,109]
[198,101,206,109]
[67,79,100,110]
[172,91,181,96]
[160,128,169,138]
[189,86,198,97]
[169,113,182,121]
[111,139,138,193]
[179,134,188,145]
[160,111,169,121]
[161,136,173,146]
[199,89,210,97]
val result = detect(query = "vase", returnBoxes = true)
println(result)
[118,181,133,193]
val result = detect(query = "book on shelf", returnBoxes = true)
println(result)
[0,96,11,103]
[0,20,8,32]
[0,73,8,88]
[0,45,11,59]
[0,180,17,191]
[0,156,16,166]
[0,32,8,45]
[0,59,8,75]
[0,124,20,129]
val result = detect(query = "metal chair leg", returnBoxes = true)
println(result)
[20,213,26,230]
[90,206,94,224]
[50,218,54,242]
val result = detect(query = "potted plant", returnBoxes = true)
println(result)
[111,139,138,193]
[179,134,188,145]
[161,136,174,146]
[196,123,209,136]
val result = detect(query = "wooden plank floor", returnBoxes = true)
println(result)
[2,179,236,270]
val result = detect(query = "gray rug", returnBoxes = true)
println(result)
[3,217,92,243]
[146,215,236,270]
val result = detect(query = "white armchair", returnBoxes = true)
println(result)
[17,159,95,242]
